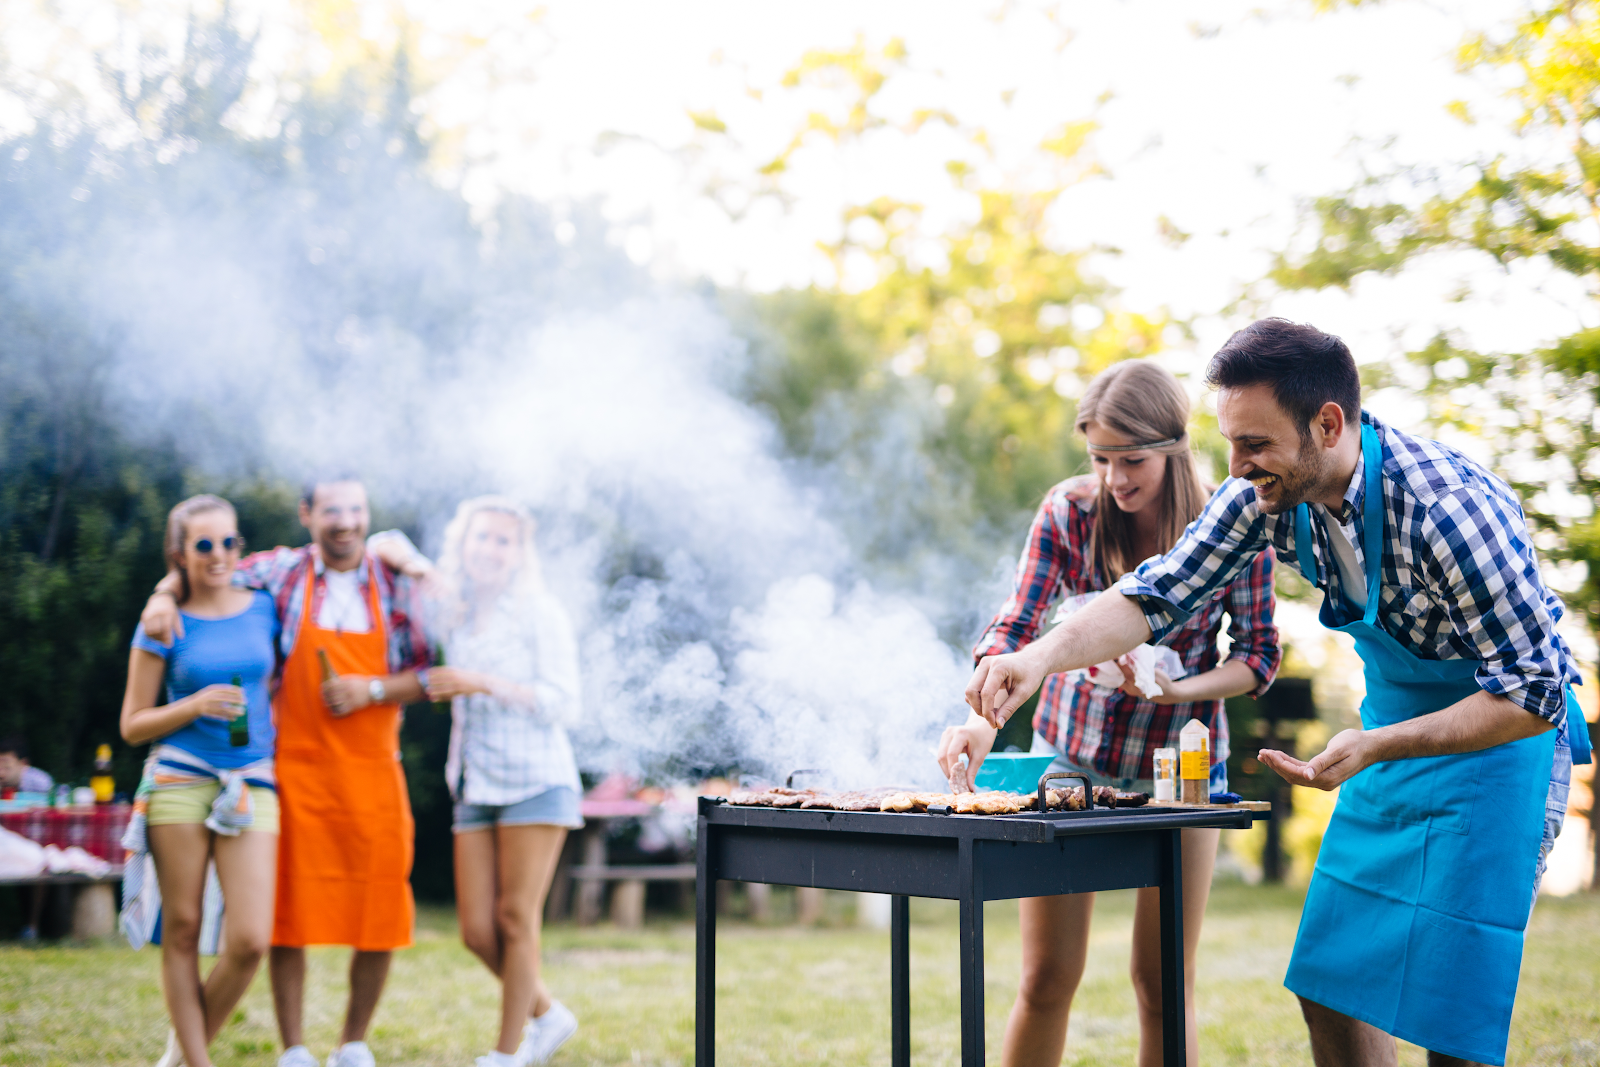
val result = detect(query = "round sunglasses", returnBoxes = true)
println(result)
[191,536,245,555]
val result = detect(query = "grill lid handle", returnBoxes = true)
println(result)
[1038,771,1093,814]
[786,769,823,789]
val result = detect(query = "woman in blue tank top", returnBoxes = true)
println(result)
[121,495,280,1067]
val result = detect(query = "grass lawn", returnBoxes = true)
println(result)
[3,882,1598,1066]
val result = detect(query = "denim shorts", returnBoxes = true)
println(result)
[452,786,583,833]
[1030,731,1229,795]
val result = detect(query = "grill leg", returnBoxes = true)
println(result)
[696,818,715,1067]
[958,838,984,1067]
[892,894,910,1067]
[1159,828,1186,1067]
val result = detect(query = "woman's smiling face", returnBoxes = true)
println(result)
[1084,422,1168,515]
[463,509,523,593]
[181,509,241,594]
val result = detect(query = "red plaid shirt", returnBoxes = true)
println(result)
[974,475,1281,781]
[234,544,432,682]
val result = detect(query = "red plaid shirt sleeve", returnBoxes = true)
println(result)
[1224,546,1281,697]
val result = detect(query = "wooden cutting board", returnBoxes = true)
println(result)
[1145,799,1272,811]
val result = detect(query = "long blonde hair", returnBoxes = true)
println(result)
[164,494,236,603]
[436,495,545,628]
[1075,361,1209,586]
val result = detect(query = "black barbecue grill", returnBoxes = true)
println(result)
[695,787,1267,1067]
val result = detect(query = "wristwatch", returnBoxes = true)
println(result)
[368,678,387,704]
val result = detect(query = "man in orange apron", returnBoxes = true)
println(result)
[141,475,431,1067]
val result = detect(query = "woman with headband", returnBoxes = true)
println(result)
[936,359,1282,1067]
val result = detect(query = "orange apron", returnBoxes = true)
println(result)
[272,558,414,950]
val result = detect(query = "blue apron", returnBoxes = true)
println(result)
[1281,422,1586,1065]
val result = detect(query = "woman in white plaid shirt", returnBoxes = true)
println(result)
[421,497,582,1067]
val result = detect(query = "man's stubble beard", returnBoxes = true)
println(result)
[1257,435,1333,516]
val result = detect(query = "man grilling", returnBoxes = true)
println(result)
[957,318,1590,1067]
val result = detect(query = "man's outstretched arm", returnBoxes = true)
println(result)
[964,590,1152,727]
[1258,690,1553,790]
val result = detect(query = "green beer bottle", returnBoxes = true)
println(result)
[228,674,250,747]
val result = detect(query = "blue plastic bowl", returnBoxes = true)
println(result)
[973,752,1057,794]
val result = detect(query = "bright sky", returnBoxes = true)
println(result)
[8,0,1580,363]
[394,0,1586,363]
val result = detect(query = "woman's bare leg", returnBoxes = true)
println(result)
[148,823,218,1067]
[491,825,567,1054]
[1001,893,1096,1067]
[455,827,503,975]
[202,830,277,1040]
[1129,827,1219,1067]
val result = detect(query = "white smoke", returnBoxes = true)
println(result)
[5,44,992,789]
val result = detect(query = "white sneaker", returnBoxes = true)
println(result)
[327,1043,375,1067]
[474,1053,518,1067]
[519,1001,578,1064]
[154,1030,186,1067]
[277,1048,320,1067]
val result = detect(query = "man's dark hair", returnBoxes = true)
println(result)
[0,735,29,761]
[300,471,365,508]
[1205,318,1361,440]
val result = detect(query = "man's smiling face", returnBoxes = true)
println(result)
[1216,383,1329,515]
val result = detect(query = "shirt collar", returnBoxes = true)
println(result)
[312,546,369,583]
[1330,411,1373,525]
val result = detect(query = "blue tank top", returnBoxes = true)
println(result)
[131,590,280,767]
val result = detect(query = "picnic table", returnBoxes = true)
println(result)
[545,780,701,928]
[1,804,128,939]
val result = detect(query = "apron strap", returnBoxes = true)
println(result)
[1357,421,1383,626]
[1568,687,1594,765]
[1293,503,1319,585]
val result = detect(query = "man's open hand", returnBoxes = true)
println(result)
[1257,728,1373,790]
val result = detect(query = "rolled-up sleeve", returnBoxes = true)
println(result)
[1421,489,1570,725]
[1223,547,1281,696]
[1116,479,1272,644]
[973,491,1072,661]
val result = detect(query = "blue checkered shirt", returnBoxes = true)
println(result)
[1117,411,1578,726]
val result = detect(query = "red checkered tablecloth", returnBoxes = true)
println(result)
[1,805,132,862]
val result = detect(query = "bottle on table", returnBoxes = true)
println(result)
[1152,747,1177,802]
[90,744,115,803]
[228,674,250,748]
[1178,718,1210,805]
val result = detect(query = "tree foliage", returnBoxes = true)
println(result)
[729,34,1174,533]
[1269,0,1600,639]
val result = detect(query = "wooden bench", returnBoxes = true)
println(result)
[568,863,698,928]
[0,872,122,939]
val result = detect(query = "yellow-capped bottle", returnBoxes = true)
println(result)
[90,744,115,804]
[1179,718,1210,805]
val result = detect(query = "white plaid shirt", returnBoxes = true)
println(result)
[1118,412,1578,726]
[443,591,583,805]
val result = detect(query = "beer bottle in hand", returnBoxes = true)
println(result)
[229,674,250,747]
